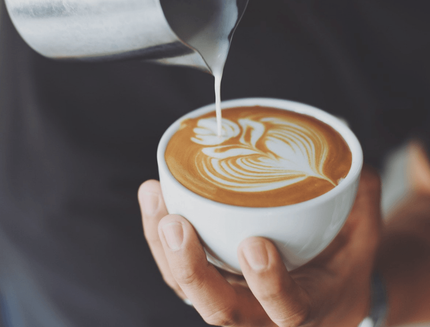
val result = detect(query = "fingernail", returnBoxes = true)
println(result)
[162,222,184,251]
[142,192,159,216]
[242,241,269,271]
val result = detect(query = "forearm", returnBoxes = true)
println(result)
[377,191,430,326]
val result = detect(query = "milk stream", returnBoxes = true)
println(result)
[214,73,223,136]
[173,0,239,136]
[193,2,237,137]
[206,19,233,137]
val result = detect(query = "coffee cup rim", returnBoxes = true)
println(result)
[157,97,363,212]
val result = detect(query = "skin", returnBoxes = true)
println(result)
[138,167,381,327]
[377,142,430,326]
[138,141,430,326]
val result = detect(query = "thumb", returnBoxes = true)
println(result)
[238,237,311,327]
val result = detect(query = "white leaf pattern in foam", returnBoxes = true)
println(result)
[202,145,259,159]
[191,115,335,192]
[238,119,265,147]
[262,118,330,179]
[191,117,240,145]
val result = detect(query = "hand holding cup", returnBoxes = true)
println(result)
[139,167,381,326]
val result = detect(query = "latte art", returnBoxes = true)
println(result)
[166,106,352,207]
[193,116,336,193]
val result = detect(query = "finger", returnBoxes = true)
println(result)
[313,166,382,267]
[352,165,382,221]
[238,237,311,327]
[159,215,270,326]
[409,141,430,195]
[348,166,382,248]
[337,165,381,237]
[138,180,184,298]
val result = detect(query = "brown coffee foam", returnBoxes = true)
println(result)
[165,106,352,207]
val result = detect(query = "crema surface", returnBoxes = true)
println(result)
[165,106,352,207]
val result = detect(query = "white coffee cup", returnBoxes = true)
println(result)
[157,98,363,274]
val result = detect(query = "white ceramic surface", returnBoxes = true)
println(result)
[157,98,363,273]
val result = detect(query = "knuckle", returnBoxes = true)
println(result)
[256,284,311,327]
[275,305,310,327]
[172,265,203,287]
[162,274,178,290]
[258,282,287,303]
[203,307,241,326]
[143,228,161,245]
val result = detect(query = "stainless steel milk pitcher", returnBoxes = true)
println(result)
[5,0,248,73]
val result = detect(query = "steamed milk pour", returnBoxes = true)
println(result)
[163,0,241,136]
[7,0,246,133]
